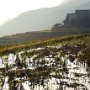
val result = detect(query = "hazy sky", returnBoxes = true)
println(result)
[0,0,67,25]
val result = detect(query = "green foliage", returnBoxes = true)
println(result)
[78,47,90,67]
[0,34,89,56]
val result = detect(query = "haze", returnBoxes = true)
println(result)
[0,0,90,36]
[0,0,67,25]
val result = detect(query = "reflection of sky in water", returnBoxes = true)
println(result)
[0,47,90,90]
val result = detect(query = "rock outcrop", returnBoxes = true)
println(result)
[64,10,90,27]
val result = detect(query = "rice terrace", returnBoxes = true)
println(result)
[0,35,89,90]
[0,0,90,90]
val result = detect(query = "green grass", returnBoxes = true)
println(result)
[0,34,90,56]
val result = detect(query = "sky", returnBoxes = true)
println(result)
[0,0,67,25]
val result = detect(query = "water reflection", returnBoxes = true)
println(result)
[0,46,90,90]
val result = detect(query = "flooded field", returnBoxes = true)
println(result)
[0,44,90,90]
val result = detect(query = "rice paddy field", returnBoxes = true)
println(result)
[0,35,90,90]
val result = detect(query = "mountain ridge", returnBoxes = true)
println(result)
[0,0,90,36]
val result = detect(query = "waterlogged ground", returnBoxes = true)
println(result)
[0,44,90,90]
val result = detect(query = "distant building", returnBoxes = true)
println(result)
[64,10,90,27]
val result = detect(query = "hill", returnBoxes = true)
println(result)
[0,26,90,45]
[0,29,77,45]
[0,0,90,36]
[0,35,90,90]
[0,34,90,55]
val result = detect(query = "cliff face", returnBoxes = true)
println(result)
[51,10,90,35]
[64,10,90,27]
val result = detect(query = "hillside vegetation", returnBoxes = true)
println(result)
[0,34,90,90]
[0,34,90,56]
